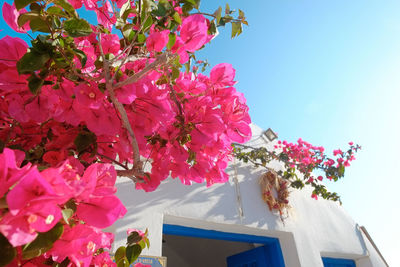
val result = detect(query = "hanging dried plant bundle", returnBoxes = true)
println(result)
[259,170,290,221]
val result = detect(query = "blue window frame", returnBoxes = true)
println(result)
[163,224,285,267]
[322,257,356,267]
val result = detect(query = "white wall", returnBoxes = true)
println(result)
[114,124,387,266]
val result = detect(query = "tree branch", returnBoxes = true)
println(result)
[98,32,144,183]
[114,52,173,88]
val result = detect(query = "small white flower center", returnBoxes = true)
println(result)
[45,214,54,224]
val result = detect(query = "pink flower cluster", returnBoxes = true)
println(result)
[0,21,251,192]
[137,63,251,191]
[277,139,358,182]
[0,0,252,264]
[278,138,325,172]
[0,148,125,266]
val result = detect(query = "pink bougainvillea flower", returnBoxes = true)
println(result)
[95,1,116,31]
[116,83,137,104]
[83,0,98,10]
[25,96,52,123]
[49,224,114,267]
[88,163,118,196]
[72,102,120,136]
[210,63,236,87]
[7,93,30,122]
[226,121,252,143]
[0,36,28,69]
[67,0,83,9]
[333,149,343,156]
[6,167,61,215]
[91,252,116,267]
[171,36,189,64]
[73,82,104,109]
[76,195,127,228]
[43,150,67,167]
[146,30,169,52]
[180,14,209,52]
[0,202,62,246]
[2,3,30,33]
[100,33,120,55]
[0,148,31,197]
[0,212,38,246]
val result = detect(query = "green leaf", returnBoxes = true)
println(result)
[115,246,126,263]
[53,258,70,267]
[54,0,77,16]
[171,66,180,80]
[122,26,134,42]
[17,12,39,27]
[0,233,16,266]
[127,231,142,246]
[65,199,77,212]
[172,11,182,24]
[22,223,64,260]
[142,0,157,13]
[117,258,129,267]
[17,52,50,74]
[166,33,176,50]
[29,3,41,12]
[238,9,245,19]
[64,18,92,37]
[74,131,96,153]
[30,17,51,33]
[61,208,74,224]
[338,165,345,177]
[142,16,153,32]
[73,49,87,67]
[208,20,217,36]
[122,8,136,21]
[182,3,194,14]
[231,21,242,38]
[14,0,37,10]
[184,0,196,5]
[54,56,70,68]
[27,74,44,95]
[152,2,167,17]
[47,6,67,17]
[126,244,142,264]
[213,6,222,24]
[225,3,230,15]
[0,197,7,209]
[137,33,146,43]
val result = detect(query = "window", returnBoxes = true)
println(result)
[322,257,356,267]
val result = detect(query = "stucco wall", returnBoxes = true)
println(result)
[114,124,387,266]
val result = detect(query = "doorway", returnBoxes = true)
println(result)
[162,224,285,267]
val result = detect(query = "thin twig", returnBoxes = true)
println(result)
[97,153,129,170]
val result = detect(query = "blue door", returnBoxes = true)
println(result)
[322,257,356,267]
[227,246,270,267]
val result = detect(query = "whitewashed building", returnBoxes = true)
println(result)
[114,124,388,267]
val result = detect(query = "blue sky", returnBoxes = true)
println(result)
[199,0,400,265]
[1,0,398,265]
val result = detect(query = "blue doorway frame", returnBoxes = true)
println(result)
[163,224,285,267]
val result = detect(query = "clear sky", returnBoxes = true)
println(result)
[198,0,400,265]
[1,0,399,265]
